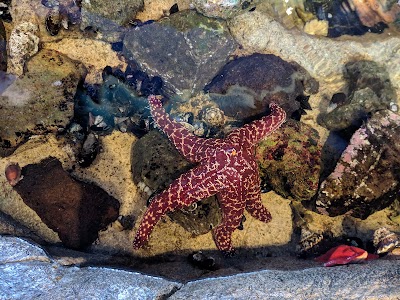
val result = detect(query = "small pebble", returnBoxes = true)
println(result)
[5,162,22,186]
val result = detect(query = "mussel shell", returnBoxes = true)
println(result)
[45,6,61,36]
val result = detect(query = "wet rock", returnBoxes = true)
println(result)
[0,236,181,299]
[205,53,318,121]
[255,119,322,201]
[0,211,44,245]
[131,130,221,235]
[12,157,120,249]
[74,70,149,135]
[316,110,400,219]
[8,21,39,76]
[319,60,397,131]
[192,0,256,19]
[80,0,143,41]
[81,0,143,26]
[123,10,236,96]
[0,0,12,22]
[0,19,6,71]
[228,10,400,92]
[0,49,86,156]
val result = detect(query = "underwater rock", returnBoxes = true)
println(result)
[319,60,397,131]
[192,0,257,19]
[81,0,143,26]
[255,119,322,201]
[123,10,236,96]
[8,22,39,76]
[205,53,319,121]
[0,49,86,156]
[316,109,400,219]
[228,10,400,91]
[0,19,6,71]
[74,68,149,135]
[348,0,400,28]
[80,0,143,41]
[11,157,120,249]
[131,130,221,235]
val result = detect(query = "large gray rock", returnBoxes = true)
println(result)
[0,236,181,300]
[123,10,236,97]
[171,260,400,299]
[1,235,400,299]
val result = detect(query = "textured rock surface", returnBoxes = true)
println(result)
[123,10,236,96]
[192,0,256,19]
[43,38,127,84]
[0,236,181,300]
[7,21,39,75]
[80,0,143,39]
[12,157,120,249]
[228,10,400,92]
[0,49,86,156]
[319,60,397,131]
[81,0,143,26]
[171,259,400,299]
[2,236,400,300]
[256,119,322,201]
[316,110,400,219]
[0,19,6,71]
[205,53,318,120]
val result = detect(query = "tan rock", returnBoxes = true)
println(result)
[43,38,127,84]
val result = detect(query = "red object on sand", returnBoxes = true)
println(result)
[316,245,379,267]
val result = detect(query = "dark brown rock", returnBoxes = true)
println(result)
[316,110,400,219]
[205,53,319,121]
[131,130,221,235]
[13,157,120,249]
[0,19,6,71]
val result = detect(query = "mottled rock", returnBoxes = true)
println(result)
[316,110,400,219]
[0,236,181,300]
[8,21,39,75]
[12,157,120,249]
[80,0,143,42]
[205,53,318,121]
[192,0,256,19]
[255,119,322,201]
[81,0,143,26]
[0,19,6,71]
[171,260,400,299]
[123,10,236,96]
[131,130,221,235]
[227,10,400,91]
[319,60,397,131]
[0,49,86,156]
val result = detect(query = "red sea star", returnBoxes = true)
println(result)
[133,95,286,254]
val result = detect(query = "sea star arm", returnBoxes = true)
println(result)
[226,102,286,146]
[148,95,220,163]
[133,162,225,249]
[243,170,272,223]
[213,186,246,254]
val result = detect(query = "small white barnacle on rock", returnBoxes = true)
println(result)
[389,101,398,112]
[200,107,225,126]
